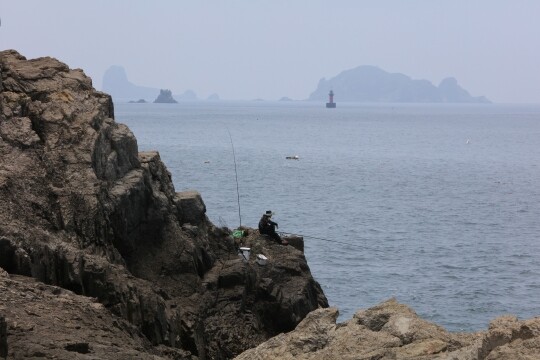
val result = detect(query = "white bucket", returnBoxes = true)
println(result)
[256,254,267,266]
[238,247,251,261]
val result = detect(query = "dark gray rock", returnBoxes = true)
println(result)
[283,235,304,252]
[175,190,207,226]
[154,89,178,103]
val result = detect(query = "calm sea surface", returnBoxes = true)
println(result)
[115,101,540,331]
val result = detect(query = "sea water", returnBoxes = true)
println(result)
[115,101,540,331]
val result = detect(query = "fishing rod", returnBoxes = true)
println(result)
[278,231,360,248]
[224,126,352,243]
[226,127,242,227]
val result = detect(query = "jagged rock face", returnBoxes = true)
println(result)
[236,299,540,360]
[0,50,328,359]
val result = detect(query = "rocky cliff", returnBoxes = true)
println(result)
[0,50,327,359]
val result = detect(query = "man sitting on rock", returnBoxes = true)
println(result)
[258,210,288,245]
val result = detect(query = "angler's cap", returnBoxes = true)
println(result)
[264,210,273,217]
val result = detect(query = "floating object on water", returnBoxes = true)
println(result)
[256,254,268,266]
[204,160,210,163]
[238,247,251,261]
[286,155,299,160]
[466,139,470,144]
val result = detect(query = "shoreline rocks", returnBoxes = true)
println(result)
[236,298,540,359]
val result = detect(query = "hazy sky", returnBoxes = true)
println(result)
[2,1,540,103]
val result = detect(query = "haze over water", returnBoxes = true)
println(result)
[4,1,540,103]
[116,101,540,331]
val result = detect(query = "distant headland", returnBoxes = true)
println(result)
[102,65,217,102]
[309,66,490,103]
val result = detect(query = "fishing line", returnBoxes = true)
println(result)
[278,231,360,248]
[223,125,355,245]
[226,126,242,227]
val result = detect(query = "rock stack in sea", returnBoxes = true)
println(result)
[0,50,327,359]
[154,89,178,103]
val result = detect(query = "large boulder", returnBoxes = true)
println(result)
[174,190,207,226]
[0,50,327,359]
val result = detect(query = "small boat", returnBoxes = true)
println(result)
[286,155,299,160]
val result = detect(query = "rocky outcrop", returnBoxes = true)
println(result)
[236,298,540,359]
[154,89,178,103]
[0,50,327,359]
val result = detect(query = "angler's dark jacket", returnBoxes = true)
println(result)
[258,216,277,234]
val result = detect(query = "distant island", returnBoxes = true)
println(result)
[102,65,216,102]
[309,66,490,103]
[102,66,161,101]
[154,89,178,103]
[177,89,197,101]
[128,99,147,104]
